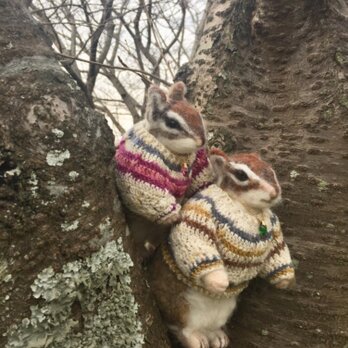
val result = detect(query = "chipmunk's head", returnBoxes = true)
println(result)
[210,148,282,210]
[144,82,206,154]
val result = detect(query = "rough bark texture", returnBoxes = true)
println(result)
[2,0,347,347]
[0,1,169,347]
[179,0,348,347]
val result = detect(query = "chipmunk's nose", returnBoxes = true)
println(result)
[269,188,278,200]
[270,193,277,200]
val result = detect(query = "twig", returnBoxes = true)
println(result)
[86,0,114,99]
[95,103,126,134]
[103,66,142,122]
[55,52,170,85]
[118,56,152,86]
[145,0,187,77]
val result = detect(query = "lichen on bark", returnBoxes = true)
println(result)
[5,238,144,348]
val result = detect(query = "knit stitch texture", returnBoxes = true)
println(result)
[114,121,213,223]
[166,184,295,298]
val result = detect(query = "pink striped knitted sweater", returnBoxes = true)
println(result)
[114,121,213,223]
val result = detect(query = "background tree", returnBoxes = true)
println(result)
[27,0,205,133]
[0,1,170,347]
[180,0,348,346]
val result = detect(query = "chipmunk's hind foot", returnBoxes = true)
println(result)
[178,328,210,348]
[207,329,230,348]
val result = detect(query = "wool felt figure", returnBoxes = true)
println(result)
[149,149,295,348]
[114,82,213,256]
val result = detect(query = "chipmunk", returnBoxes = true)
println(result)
[114,82,213,257]
[149,149,295,348]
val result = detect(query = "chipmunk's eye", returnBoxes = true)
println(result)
[165,117,182,130]
[234,169,248,182]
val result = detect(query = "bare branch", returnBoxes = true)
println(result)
[103,67,141,123]
[56,52,171,85]
[144,1,187,78]
[109,0,128,63]
[146,0,152,50]
[118,56,151,86]
[80,0,93,34]
[95,103,126,134]
[114,4,158,71]
[30,0,204,130]
[86,0,114,100]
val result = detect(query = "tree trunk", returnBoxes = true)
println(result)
[183,0,348,347]
[0,1,169,347]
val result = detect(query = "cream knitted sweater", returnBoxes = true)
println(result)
[165,184,295,298]
[114,121,213,223]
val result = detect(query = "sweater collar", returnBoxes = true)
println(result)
[198,185,275,243]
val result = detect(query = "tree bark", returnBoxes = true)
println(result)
[184,0,348,347]
[2,0,347,347]
[0,1,169,347]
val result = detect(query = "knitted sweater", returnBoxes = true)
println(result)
[165,184,295,298]
[114,121,213,223]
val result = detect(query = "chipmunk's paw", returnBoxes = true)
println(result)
[202,269,229,293]
[275,277,296,289]
[158,205,181,225]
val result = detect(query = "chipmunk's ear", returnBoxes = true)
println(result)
[209,148,229,184]
[168,81,187,101]
[146,85,168,121]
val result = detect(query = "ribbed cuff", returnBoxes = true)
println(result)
[267,265,295,285]
[157,203,181,225]
[190,259,225,280]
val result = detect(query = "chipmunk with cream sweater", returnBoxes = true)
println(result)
[149,149,295,348]
[114,82,213,256]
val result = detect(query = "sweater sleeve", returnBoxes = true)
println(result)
[185,148,214,198]
[114,138,181,223]
[259,217,295,285]
[169,199,224,281]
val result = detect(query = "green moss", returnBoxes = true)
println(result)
[321,109,333,122]
[5,238,144,348]
[0,258,12,286]
[96,217,115,246]
[335,50,345,66]
[0,258,8,282]
[317,179,329,192]
[290,170,300,181]
[339,98,348,110]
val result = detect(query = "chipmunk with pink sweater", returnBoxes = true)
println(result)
[114,82,213,256]
[149,149,295,348]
